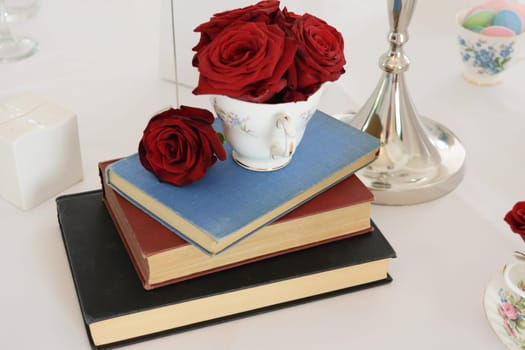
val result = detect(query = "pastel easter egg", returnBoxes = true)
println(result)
[493,9,523,34]
[465,5,485,18]
[469,25,485,33]
[480,25,516,36]
[463,9,496,30]
[506,3,525,32]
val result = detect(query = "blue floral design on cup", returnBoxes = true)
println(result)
[212,97,252,134]
[458,35,515,75]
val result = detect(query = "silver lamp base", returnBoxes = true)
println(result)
[356,117,465,205]
[349,0,465,205]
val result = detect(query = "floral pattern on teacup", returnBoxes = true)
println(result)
[498,280,525,347]
[212,98,252,134]
[299,108,316,123]
[458,36,515,75]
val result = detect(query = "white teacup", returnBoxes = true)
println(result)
[498,262,525,346]
[504,262,525,299]
[456,9,525,86]
[211,87,323,171]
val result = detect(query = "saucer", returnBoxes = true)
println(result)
[484,272,525,350]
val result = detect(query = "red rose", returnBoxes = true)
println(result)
[138,106,226,186]
[505,201,525,235]
[193,0,281,57]
[273,6,300,32]
[193,21,296,103]
[192,1,347,103]
[286,13,346,101]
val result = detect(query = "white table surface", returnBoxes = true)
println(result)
[1,1,524,349]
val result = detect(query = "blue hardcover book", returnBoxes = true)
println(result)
[106,110,379,255]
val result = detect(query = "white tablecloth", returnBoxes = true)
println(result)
[1,1,523,349]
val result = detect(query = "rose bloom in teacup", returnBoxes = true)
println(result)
[190,0,346,170]
[191,0,346,104]
[497,201,525,346]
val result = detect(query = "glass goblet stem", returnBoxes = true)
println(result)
[0,0,15,41]
[0,0,37,63]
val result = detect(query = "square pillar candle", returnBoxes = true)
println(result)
[0,93,83,210]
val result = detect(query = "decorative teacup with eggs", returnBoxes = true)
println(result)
[457,0,525,85]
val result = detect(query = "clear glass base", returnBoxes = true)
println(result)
[0,35,37,62]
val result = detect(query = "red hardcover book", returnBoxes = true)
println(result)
[99,160,374,289]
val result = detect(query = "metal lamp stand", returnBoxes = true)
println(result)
[350,0,466,205]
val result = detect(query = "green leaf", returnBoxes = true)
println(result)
[216,132,226,144]
[516,298,525,307]
[516,318,525,329]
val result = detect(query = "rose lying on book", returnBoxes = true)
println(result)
[192,0,346,104]
[138,106,226,186]
[505,201,525,237]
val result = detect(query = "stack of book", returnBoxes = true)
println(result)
[56,111,396,349]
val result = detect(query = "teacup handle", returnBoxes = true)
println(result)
[271,114,296,159]
[504,262,525,299]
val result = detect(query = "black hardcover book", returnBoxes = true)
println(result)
[56,190,396,349]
